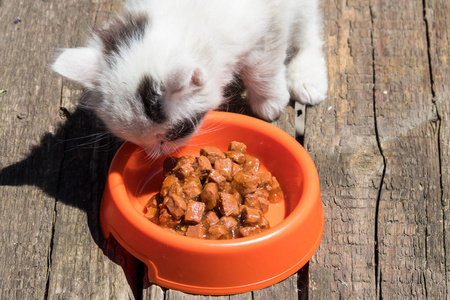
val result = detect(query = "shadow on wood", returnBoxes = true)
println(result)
[0,102,146,296]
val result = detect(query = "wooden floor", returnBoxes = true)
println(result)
[0,0,448,299]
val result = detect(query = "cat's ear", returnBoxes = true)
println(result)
[167,66,204,95]
[52,47,100,90]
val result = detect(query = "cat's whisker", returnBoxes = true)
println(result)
[196,120,227,135]
[59,132,108,142]
[61,131,122,152]
[139,145,157,161]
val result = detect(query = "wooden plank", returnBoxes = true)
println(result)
[371,0,446,298]
[142,258,300,299]
[44,0,140,299]
[165,290,231,300]
[0,1,70,298]
[161,289,254,300]
[306,0,384,297]
[425,0,450,296]
[45,106,138,299]
[306,0,384,298]
[252,275,299,300]
[142,283,165,300]
[143,273,300,299]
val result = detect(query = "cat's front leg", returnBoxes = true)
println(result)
[286,3,328,105]
[242,62,290,122]
[287,47,328,106]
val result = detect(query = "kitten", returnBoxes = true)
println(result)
[52,0,328,157]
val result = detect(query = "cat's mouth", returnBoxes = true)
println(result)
[144,111,208,158]
[131,111,209,159]
[141,135,191,159]
[140,139,175,158]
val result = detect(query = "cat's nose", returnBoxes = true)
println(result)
[156,134,166,145]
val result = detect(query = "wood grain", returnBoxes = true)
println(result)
[371,0,446,298]
[0,0,299,298]
[0,1,67,299]
[1,0,448,298]
[45,0,140,298]
[307,0,449,298]
[425,0,450,297]
[307,0,383,298]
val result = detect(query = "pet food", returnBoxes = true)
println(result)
[144,141,284,239]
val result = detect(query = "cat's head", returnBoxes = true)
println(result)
[52,12,219,157]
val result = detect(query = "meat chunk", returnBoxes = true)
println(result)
[228,141,247,153]
[243,154,260,174]
[200,146,225,164]
[197,155,213,179]
[231,162,243,177]
[172,157,196,179]
[144,206,160,224]
[184,201,206,224]
[160,175,179,197]
[217,181,231,194]
[258,172,284,202]
[219,193,240,217]
[219,216,238,230]
[204,211,219,226]
[208,224,229,240]
[145,193,161,208]
[200,182,219,210]
[182,177,202,200]
[268,176,284,203]
[186,223,206,239]
[208,169,226,185]
[163,193,186,220]
[159,208,181,228]
[239,226,262,237]
[240,205,261,226]
[245,190,270,214]
[259,216,270,230]
[214,158,233,181]
[220,216,239,238]
[163,157,178,176]
[225,151,246,164]
[232,171,260,195]
[231,190,243,205]
[258,172,273,187]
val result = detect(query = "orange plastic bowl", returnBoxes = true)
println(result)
[100,111,323,295]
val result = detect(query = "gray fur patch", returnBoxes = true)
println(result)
[95,12,149,57]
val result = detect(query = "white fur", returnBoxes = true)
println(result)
[52,47,100,90]
[52,0,328,156]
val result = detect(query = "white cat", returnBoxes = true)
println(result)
[52,0,328,157]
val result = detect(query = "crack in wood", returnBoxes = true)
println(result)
[369,2,385,299]
[44,80,67,300]
[422,0,448,297]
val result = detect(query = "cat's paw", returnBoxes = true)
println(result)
[249,92,290,122]
[244,65,290,121]
[287,51,328,105]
